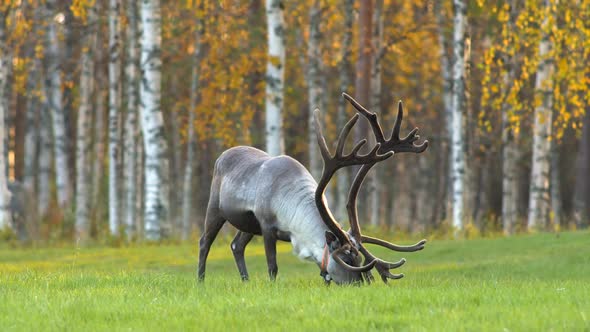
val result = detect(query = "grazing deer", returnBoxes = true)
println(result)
[198,93,428,284]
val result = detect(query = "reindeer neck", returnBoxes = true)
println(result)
[272,179,329,264]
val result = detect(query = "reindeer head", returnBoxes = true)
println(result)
[314,93,429,285]
[320,230,364,284]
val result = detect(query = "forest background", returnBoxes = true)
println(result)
[0,0,589,244]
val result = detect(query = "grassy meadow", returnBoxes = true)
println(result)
[1,231,589,331]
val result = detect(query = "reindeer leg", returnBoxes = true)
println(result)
[198,208,226,282]
[231,231,254,281]
[262,231,279,281]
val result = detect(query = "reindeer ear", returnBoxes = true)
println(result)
[325,231,340,250]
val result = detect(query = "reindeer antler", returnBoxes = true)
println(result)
[342,93,428,154]
[313,109,393,250]
[342,93,428,283]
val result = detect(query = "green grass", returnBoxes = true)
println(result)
[1,232,589,331]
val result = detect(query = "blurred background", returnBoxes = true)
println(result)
[0,0,588,244]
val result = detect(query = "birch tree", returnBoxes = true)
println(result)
[23,5,43,197]
[498,0,521,235]
[74,2,97,242]
[307,0,321,180]
[265,0,285,156]
[124,0,139,240]
[353,0,373,221]
[23,85,38,194]
[0,11,11,229]
[501,101,520,235]
[436,2,452,143]
[527,0,553,231]
[140,0,169,240]
[109,0,122,236]
[181,3,204,241]
[335,0,354,222]
[46,0,72,208]
[435,1,453,225]
[92,2,107,219]
[38,82,51,217]
[354,0,372,146]
[369,0,383,226]
[450,0,467,232]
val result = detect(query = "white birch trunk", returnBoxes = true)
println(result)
[450,0,467,232]
[436,4,452,139]
[527,2,553,231]
[92,87,106,211]
[75,4,97,242]
[108,0,122,236]
[181,10,204,241]
[335,0,354,223]
[500,1,519,236]
[307,0,321,180]
[124,0,139,240]
[501,109,519,235]
[23,59,40,195]
[46,0,72,208]
[140,0,169,240]
[38,81,51,217]
[92,11,107,216]
[435,1,453,223]
[463,34,476,225]
[369,0,384,227]
[0,21,11,229]
[22,109,38,192]
[135,131,144,238]
[265,0,285,156]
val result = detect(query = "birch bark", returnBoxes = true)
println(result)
[75,3,97,241]
[450,0,467,232]
[46,0,72,208]
[265,0,285,156]
[23,2,43,197]
[124,0,139,240]
[335,0,354,223]
[500,0,521,235]
[38,81,51,217]
[0,17,11,229]
[501,109,520,234]
[353,0,373,221]
[140,0,169,240]
[435,1,453,224]
[22,94,38,194]
[109,0,122,236]
[307,0,321,180]
[354,0,372,146]
[92,5,107,219]
[369,0,383,227]
[527,1,553,231]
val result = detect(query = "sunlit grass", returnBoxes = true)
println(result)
[1,232,589,331]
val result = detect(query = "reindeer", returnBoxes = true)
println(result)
[198,93,428,284]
